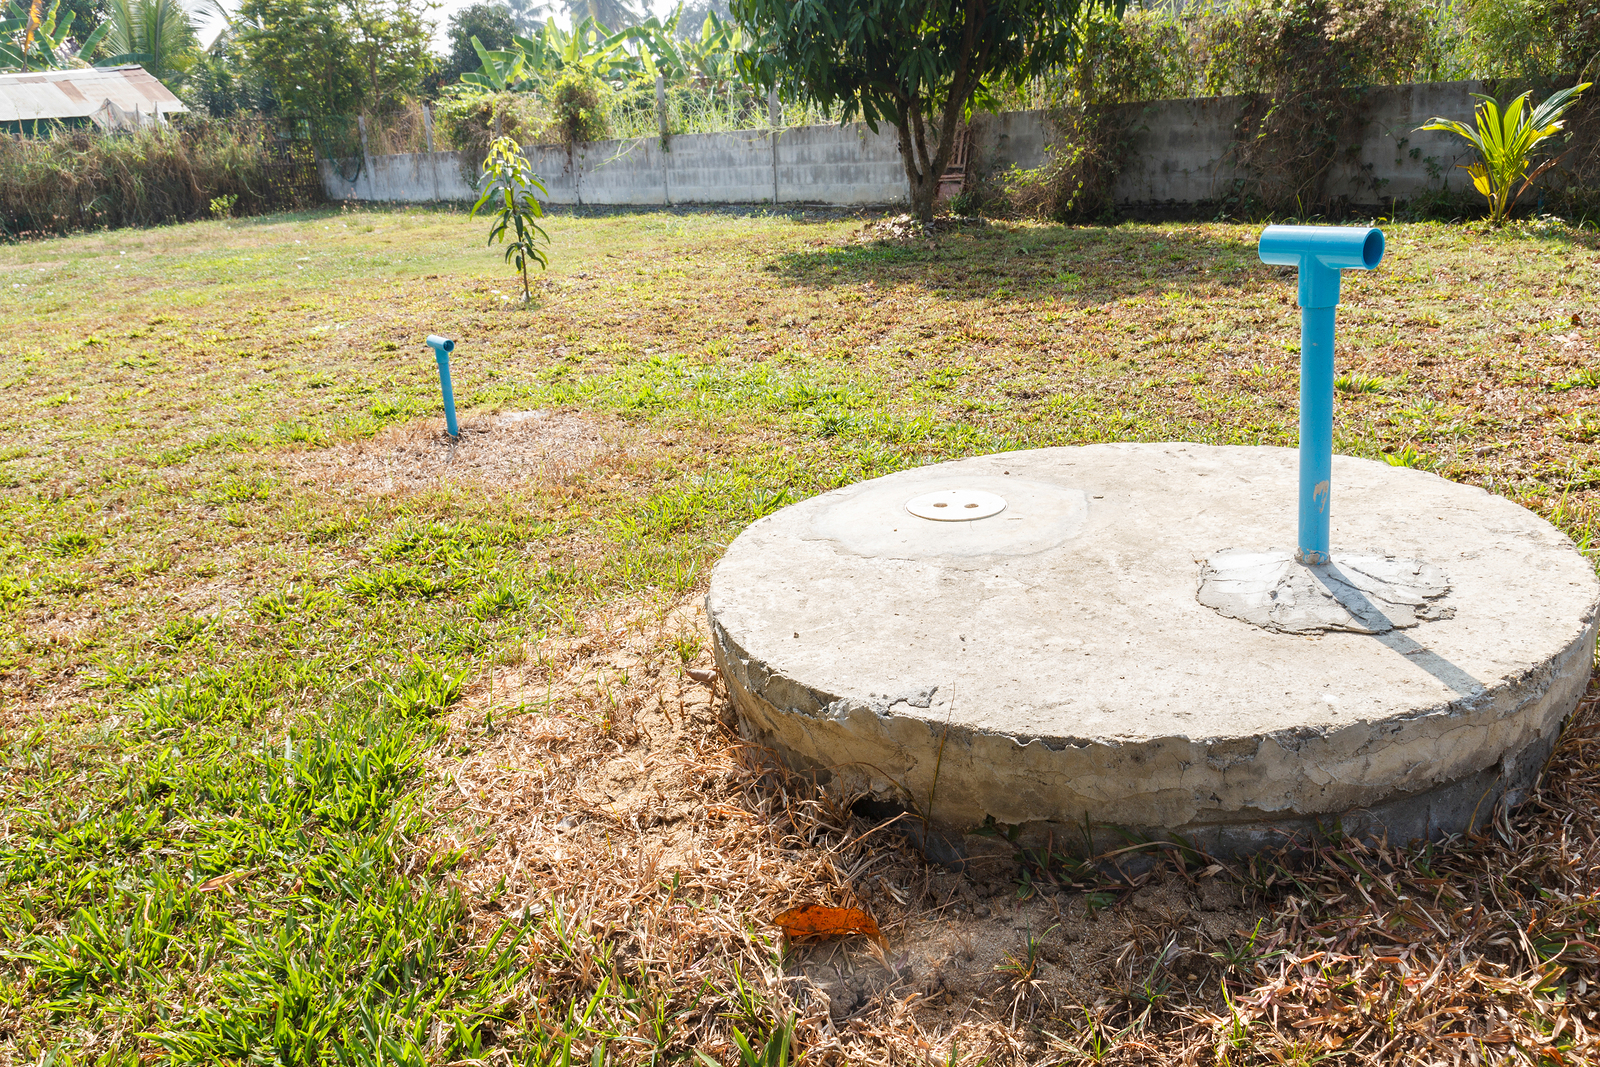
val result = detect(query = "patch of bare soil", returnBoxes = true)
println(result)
[289,409,619,496]
[427,600,1267,1065]
[854,214,993,244]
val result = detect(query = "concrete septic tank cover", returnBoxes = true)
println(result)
[707,444,1600,858]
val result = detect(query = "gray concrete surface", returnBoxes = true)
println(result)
[708,444,1599,859]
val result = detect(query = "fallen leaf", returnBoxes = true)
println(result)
[198,870,250,893]
[775,904,884,945]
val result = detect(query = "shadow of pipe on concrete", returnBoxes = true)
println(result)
[1318,562,1484,697]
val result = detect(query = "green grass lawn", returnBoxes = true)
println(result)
[0,204,1597,1064]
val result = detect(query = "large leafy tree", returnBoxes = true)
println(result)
[236,0,433,116]
[347,0,434,108]
[441,1,515,84]
[237,0,360,115]
[733,0,1103,222]
[562,0,640,31]
[181,0,278,115]
[502,0,550,35]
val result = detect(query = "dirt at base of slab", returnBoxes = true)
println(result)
[426,598,1265,1064]
[288,409,623,496]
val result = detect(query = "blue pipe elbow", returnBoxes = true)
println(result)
[1258,225,1384,307]
[425,334,459,438]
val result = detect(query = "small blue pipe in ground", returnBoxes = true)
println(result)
[425,334,458,438]
[1258,225,1385,565]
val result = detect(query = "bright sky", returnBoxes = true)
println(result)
[189,0,685,52]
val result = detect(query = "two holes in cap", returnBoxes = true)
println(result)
[905,488,1007,521]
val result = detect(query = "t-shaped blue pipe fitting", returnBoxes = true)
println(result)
[425,334,458,438]
[1257,225,1385,565]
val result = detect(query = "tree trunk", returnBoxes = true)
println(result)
[893,0,985,225]
[895,99,960,225]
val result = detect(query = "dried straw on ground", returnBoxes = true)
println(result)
[427,595,1600,1066]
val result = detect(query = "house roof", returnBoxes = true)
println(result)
[0,65,187,125]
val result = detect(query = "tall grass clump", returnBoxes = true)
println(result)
[0,118,321,239]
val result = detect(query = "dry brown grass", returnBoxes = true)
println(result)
[287,409,622,496]
[428,596,1600,1065]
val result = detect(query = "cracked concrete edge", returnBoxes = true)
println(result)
[709,597,1599,855]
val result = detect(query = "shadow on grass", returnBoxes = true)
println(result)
[772,222,1270,303]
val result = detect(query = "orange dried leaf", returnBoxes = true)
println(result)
[197,870,249,893]
[774,904,883,944]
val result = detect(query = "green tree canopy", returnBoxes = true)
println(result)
[563,0,640,31]
[347,0,434,108]
[442,1,515,84]
[503,0,551,35]
[733,0,1106,221]
[101,0,198,86]
[237,0,433,116]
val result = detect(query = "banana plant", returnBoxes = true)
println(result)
[624,8,688,82]
[546,15,637,82]
[623,8,753,92]
[462,34,529,91]
[0,0,110,72]
[1418,82,1592,226]
[680,11,748,92]
[464,15,640,92]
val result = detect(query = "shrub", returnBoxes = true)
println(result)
[996,5,1195,222]
[0,118,321,240]
[548,69,610,148]
[1195,0,1433,214]
[432,90,551,169]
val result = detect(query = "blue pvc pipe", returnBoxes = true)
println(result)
[425,334,458,438]
[1299,306,1335,564]
[1257,225,1384,564]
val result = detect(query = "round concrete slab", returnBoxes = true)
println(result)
[708,444,1600,857]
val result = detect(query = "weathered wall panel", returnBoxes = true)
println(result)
[321,82,1540,212]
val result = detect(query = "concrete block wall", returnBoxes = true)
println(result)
[321,81,1545,212]
[776,122,906,204]
[664,129,777,202]
[969,110,1052,176]
[578,138,667,205]
[1111,81,1482,209]
[320,151,477,202]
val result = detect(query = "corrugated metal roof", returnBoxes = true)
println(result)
[0,65,188,124]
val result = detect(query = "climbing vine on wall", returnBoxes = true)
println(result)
[1200,0,1432,213]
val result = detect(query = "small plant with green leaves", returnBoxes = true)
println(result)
[1335,371,1386,393]
[1418,82,1592,226]
[470,135,551,304]
[1385,443,1424,468]
[698,1014,794,1067]
[996,925,1056,1025]
[209,193,237,219]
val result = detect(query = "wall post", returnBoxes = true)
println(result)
[422,104,440,202]
[768,87,781,208]
[656,73,671,206]
[357,114,373,199]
